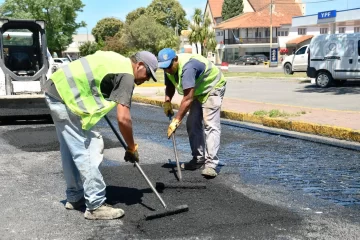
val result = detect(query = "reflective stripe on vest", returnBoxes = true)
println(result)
[166,54,226,103]
[51,51,133,130]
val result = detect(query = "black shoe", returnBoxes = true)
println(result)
[181,159,205,170]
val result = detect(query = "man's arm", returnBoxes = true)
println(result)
[175,87,194,121]
[116,104,136,150]
[165,73,175,102]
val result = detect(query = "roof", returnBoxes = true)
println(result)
[208,0,224,18]
[286,35,313,45]
[214,0,303,29]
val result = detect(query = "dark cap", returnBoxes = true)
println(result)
[134,51,158,82]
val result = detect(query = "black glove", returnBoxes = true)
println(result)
[124,144,139,163]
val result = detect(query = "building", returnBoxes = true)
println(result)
[211,0,304,63]
[278,8,360,54]
[63,34,95,59]
[204,0,225,64]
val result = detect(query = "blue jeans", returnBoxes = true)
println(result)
[45,93,106,210]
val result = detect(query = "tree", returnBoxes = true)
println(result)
[79,41,99,57]
[101,33,127,54]
[0,0,86,56]
[92,17,124,43]
[221,0,244,21]
[125,7,147,25]
[121,15,179,54]
[188,9,216,56]
[146,0,189,35]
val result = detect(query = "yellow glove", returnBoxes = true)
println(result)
[167,118,181,139]
[163,101,174,117]
[124,144,139,163]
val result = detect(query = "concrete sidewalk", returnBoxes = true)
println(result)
[133,86,360,143]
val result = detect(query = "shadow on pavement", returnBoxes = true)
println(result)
[296,81,360,95]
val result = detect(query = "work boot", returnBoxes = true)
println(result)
[181,158,205,170]
[84,203,124,220]
[65,197,86,210]
[201,167,217,178]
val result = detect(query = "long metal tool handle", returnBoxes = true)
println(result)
[169,116,182,181]
[104,115,167,209]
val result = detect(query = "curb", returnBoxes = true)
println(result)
[132,96,360,143]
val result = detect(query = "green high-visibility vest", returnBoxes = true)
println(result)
[51,51,134,130]
[166,54,226,103]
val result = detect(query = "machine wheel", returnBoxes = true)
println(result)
[243,62,246,65]
[283,63,294,75]
[316,71,333,88]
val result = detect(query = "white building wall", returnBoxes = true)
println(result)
[243,0,255,13]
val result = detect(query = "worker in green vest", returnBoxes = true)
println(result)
[43,51,158,220]
[157,48,226,178]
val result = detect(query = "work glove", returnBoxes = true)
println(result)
[124,144,139,163]
[167,118,181,139]
[163,101,174,117]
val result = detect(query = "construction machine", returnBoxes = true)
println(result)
[0,18,53,121]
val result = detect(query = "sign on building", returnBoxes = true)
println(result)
[270,48,278,67]
[318,10,336,20]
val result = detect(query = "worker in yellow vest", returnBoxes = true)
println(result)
[43,51,158,220]
[157,48,226,178]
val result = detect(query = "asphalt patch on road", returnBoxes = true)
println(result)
[100,163,303,239]
[2,126,122,152]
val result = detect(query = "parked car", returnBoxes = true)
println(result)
[235,55,258,65]
[307,33,360,88]
[51,57,71,73]
[53,58,70,65]
[254,54,268,63]
[282,45,309,75]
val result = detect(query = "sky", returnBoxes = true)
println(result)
[0,0,358,33]
[75,0,360,33]
[76,0,207,33]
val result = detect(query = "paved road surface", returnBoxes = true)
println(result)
[228,64,283,73]
[0,103,359,239]
[136,78,360,111]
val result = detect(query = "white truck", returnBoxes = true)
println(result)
[307,33,360,88]
[282,45,309,75]
[0,19,53,121]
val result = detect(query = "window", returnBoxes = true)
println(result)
[355,27,360,33]
[320,28,328,34]
[296,46,307,55]
[265,29,270,37]
[277,31,288,36]
[339,27,346,33]
[298,28,306,35]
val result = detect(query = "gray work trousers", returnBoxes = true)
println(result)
[186,84,226,169]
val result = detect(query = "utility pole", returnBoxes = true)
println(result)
[270,0,273,49]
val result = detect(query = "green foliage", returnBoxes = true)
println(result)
[121,15,179,54]
[221,0,244,21]
[0,0,86,55]
[101,35,126,54]
[146,0,189,35]
[125,7,147,25]
[79,41,99,57]
[189,9,216,55]
[91,17,123,43]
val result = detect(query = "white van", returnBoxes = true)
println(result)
[307,33,360,88]
[282,45,309,75]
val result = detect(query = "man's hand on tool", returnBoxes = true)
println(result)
[124,144,139,163]
[163,101,174,117]
[167,118,181,139]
